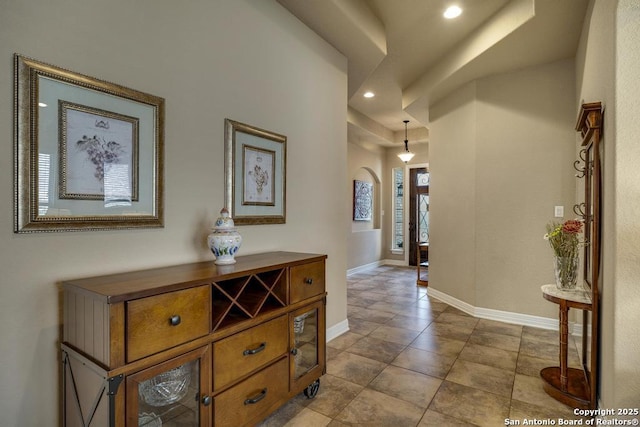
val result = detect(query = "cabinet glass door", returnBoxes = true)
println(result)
[127,346,211,426]
[293,308,317,379]
[289,300,325,394]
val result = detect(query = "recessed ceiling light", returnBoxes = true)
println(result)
[444,5,462,19]
[38,102,47,107]
[363,91,375,98]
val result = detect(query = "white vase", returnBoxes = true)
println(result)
[208,208,242,265]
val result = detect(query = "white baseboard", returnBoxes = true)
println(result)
[382,259,407,267]
[427,287,476,317]
[427,287,579,333]
[348,259,410,276]
[347,261,384,276]
[326,319,349,342]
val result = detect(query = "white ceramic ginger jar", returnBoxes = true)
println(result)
[207,208,242,265]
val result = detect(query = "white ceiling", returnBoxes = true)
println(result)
[277,0,589,147]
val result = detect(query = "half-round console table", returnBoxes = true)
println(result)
[540,284,592,409]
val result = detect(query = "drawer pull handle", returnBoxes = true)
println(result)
[304,277,314,285]
[169,315,181,326]
[202,395,212,406]
[244,388,268,405]
[243,342,266,356]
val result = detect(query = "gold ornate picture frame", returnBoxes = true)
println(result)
[14,54,164,232]
[224,119,286,225]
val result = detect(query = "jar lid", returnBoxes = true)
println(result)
[213,208,236,230]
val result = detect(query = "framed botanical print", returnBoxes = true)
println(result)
[59,101,139,201]
[242,145,275,206]
[224,119,286,225]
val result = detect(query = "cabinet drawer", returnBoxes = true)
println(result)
[214,358,288,427]
[290,261,325,304]
[213,315,288,391]
[126,285,210,362]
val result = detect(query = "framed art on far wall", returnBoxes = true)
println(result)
[224,119,286,225]
[353,180,373,221]
[14,54,164,233]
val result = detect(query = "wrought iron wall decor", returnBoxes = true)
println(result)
[353,180,373,221]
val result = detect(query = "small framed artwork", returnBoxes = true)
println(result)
[14,54,164,232]
[59,101,139,201]
[353,180,373,221]
[225,119,286,225]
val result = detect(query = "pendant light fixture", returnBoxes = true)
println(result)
[398,120,415,163]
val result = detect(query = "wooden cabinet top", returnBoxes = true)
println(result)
[62,251,327,303]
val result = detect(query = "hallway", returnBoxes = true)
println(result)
[260,265,585,426]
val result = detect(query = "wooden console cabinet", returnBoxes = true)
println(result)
[61,252,327,427]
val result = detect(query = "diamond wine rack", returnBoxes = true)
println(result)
[211,268,287,331]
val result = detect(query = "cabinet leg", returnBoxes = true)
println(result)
[559,302,569,392]
[303,379,320,399]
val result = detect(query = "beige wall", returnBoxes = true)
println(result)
[475,58,576,314]
[429,58,576,318]
[429,82,479,305]
[0,0,348,424]
[576,0,640,408]
[613,0,640,406]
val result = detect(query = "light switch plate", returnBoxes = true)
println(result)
[554,206,564,218]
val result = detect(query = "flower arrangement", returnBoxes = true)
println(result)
[544,219,585,258]
[544,219,585,290]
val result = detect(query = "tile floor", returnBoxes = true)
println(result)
[259,265,586,426]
